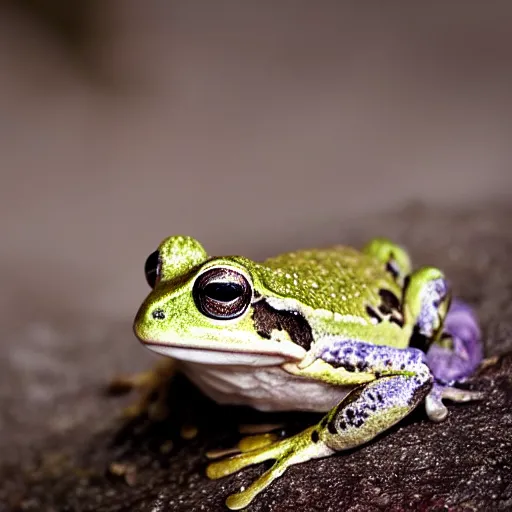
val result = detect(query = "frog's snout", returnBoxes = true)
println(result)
[133,303,148,342]
[133,300,166,343]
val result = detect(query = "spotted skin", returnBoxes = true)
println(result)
[321,374,432,451]
[416,278,449,337]
[318,338,430,379]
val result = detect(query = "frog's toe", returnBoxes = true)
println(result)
[205,432,279,460]
[238,422,285,435]
[207,439,290,509]
[425,382,484,422]
[224,457,290,510]
[207,435,292,480]
[207,426,328,510]
[425,391,449,422]
[440,386,484,402]
[238,432,279,452]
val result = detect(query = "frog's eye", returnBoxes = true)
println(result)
[144,250,161,288]
[193,267,252,320]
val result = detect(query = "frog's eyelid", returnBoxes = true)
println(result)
[196,264,252,283]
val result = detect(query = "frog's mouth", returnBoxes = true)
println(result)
[141,340,305,367]
[146,343,294,366]
[134,311,307,366]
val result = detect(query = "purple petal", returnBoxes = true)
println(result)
[426,299,483,382]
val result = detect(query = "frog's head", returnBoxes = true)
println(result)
[133,236,307,366]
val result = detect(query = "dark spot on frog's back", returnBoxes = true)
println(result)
[365,305,382,323]
[378,289,400,314]
[251,300,314,350]
[385,260,400,279]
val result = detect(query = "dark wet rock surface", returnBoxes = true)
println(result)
[1,202,511,511]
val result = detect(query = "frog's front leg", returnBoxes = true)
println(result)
[317,340,456,421]
[108,358,176,420]
[208,353,432,510]
[401,267,484,419]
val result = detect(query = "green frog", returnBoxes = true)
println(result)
[130,235,483,510]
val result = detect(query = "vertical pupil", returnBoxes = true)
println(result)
[204,282,243,302]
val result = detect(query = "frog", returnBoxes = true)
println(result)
[130,235,484,510]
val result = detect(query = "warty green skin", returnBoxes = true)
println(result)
[134,237,415,358]
[133,235,480,510]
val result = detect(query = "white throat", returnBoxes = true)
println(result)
[178,360,349,413]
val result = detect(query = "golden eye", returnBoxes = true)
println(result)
[193,267,252,320]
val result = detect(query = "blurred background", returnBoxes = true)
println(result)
[1,1,512,322]
[1,0,512,465]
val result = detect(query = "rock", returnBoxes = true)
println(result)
[1,203,511,512]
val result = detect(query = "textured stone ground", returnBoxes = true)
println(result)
[1,203,511,512]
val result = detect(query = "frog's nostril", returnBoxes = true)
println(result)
[152,308,166,320]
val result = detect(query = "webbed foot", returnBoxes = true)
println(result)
[425,381,484,422]
[207,425,330,510]
[208,372,433,510]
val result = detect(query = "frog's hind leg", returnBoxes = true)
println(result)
[362,238,412,285]
[207,423,332,509]
[208,372,432,510]
[402,270,484,420]
[210,342,435,509]
[423,298,484,422]
[108,358,176,420]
